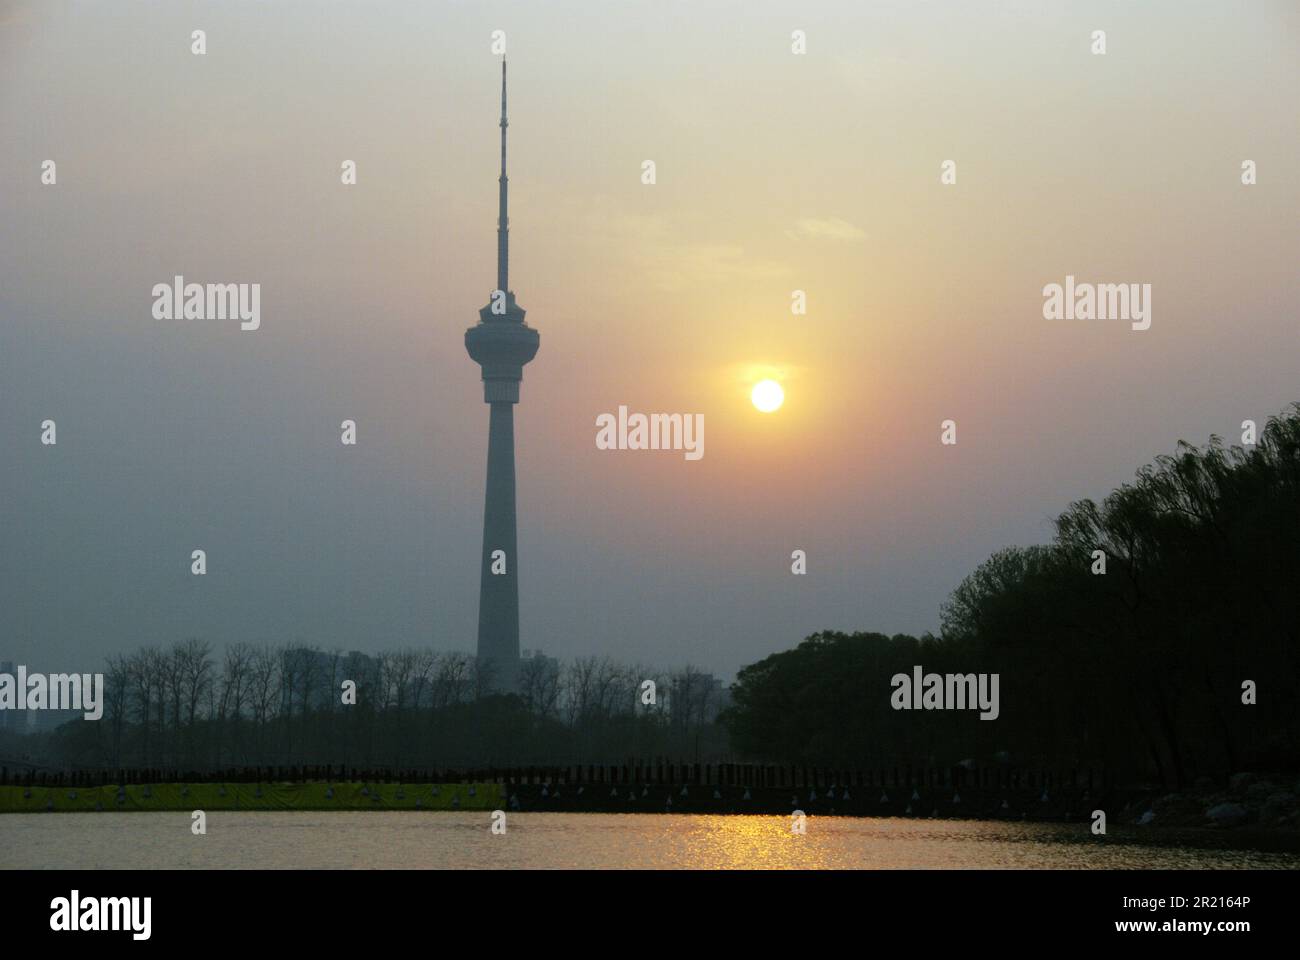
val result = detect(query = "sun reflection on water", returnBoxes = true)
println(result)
[3,812,1296,870]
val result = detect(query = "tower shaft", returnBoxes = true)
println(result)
[477,401,519,693]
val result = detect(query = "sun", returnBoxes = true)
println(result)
[751,379,784,413]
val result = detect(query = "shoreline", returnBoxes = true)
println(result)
[3,778,1297,840]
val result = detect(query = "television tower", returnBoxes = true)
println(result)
[464,60,539,694]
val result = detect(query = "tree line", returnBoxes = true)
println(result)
[722,405,1300,787]
[23,645,728,771]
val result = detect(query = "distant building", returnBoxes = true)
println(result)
[704,675,732,724]
[0,658,84,736]
[279,647,375,712]
[658,671,732,724]
[27,707,82,735]
[519,648,559,672]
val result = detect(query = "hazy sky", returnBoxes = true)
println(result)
[2,0,1297,677]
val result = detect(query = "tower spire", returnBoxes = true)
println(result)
[497,58,509,294]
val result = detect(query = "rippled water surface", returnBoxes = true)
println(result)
[3,813,1296,869]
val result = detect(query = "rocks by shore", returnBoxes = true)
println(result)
[1120,773,1299,830]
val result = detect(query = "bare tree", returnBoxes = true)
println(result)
[160,643,189,762]
[104,654,130,767]
[409,649,435,712]
[176,638,213,765]
[519,655,561,718]
[564,656,625,725]
[248,645,281,762]
[217,642,253,764]
[126,647,162,766]
[430,652,474,711]
[388,649,416,713]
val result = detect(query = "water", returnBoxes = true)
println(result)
[4,812,1297,869]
